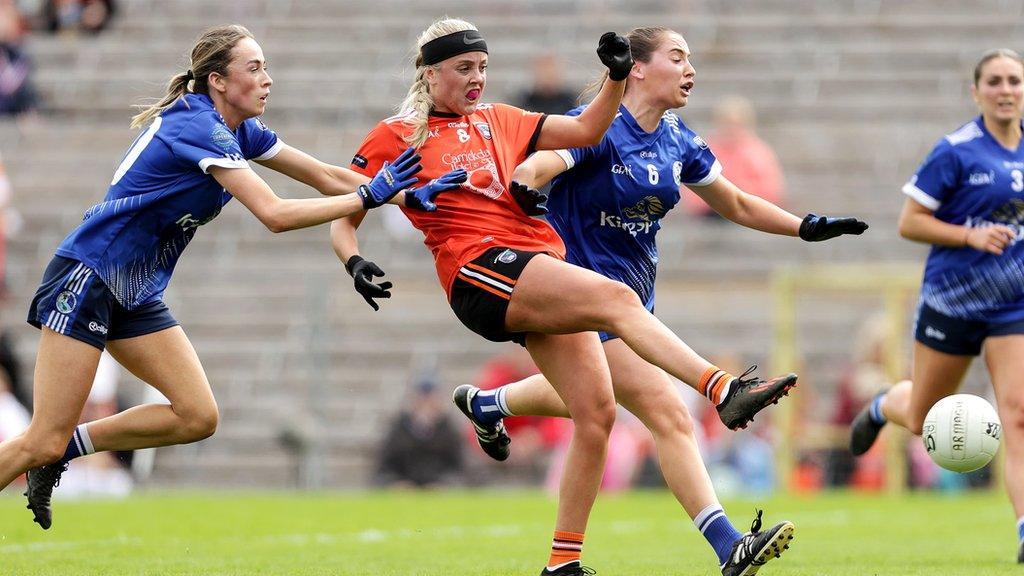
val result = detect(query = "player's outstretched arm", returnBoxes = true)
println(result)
[256,144,370,197]
[258,144,466,212]
[899,196,1015,254]
[506,151,568,215]
[533,32,632,151]
[212,149,420,232]
[689,175,868,240]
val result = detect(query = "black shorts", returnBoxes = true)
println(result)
[913,301,1024,356]
[27,256,180,350]
[449,247,542,346]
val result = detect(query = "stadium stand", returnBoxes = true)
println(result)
[0,0,1019,487]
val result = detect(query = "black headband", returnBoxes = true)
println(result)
[420,30,488,66]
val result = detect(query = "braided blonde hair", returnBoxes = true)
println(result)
[398,18,478,147]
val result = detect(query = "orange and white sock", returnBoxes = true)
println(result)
[699,366,736,405]
[547,530,584,569]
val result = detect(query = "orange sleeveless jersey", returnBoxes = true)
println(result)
[351,103,566,298]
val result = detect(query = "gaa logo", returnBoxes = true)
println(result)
[210,124,236,152]
[495,249,517,264]
[474,122,492,140]
[55,290,77,314]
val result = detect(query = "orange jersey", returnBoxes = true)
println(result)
[352,103,566,297]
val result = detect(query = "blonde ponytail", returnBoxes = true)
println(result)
[398,62,438,147]
[130,71,192,129]
[129,24,254,129]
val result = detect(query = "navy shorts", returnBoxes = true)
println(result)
[449,247,542,346]
[914,302,1024,356]
[27,256,179,350]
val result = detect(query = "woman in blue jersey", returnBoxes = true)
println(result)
[453,27,867,576]
[849,49,1024,563]
[0,24,465,529]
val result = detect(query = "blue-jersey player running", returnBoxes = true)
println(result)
[0,24,466,530]
[850,48,1024,565]
[451,27,867,576]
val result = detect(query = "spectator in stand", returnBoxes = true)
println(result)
[516,53,579,115]
[42,0,116,35]
[0,0,40,117]
[684,95,784,219]
[374,375,465,488]
[825,314,893,488]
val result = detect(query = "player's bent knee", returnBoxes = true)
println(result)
[663,403,696,438]
[181,406,219,442]
[596,280,644,326]
[998,397,1024,432]
[643,396,695,438]
[31,437,69,467]
[906,414,925,436]
[579,398,617,437]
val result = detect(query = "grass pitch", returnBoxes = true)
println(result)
[0,489,1018,575]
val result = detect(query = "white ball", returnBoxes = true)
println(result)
[922,394,1001,473]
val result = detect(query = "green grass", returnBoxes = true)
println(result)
[0,489,1018,575]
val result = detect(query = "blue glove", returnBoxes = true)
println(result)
[404,169,468,212]
[357,147,423,209]
[799,213,869,242]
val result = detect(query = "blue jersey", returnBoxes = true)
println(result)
[547,104,720,308]
[55,93,281,308]
[903,116,1024,323]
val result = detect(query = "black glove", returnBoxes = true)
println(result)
[597,32,633,81]
[345,255,392,311]
[509,181,549,216]
[799,213,869,242]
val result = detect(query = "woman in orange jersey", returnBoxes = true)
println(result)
[333,18,790,576]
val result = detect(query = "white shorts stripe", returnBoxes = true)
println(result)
[459,267,514,294]
[73,269,92,294]
[45,310,57,329]
[72,429,84,455]
[65,263,85,289]
[58,314,69,334]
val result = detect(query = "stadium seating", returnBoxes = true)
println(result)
[1,0,1019,487]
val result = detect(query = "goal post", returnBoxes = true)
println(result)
[771,264,921,493]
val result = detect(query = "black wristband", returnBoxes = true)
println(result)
[345,255,364,277]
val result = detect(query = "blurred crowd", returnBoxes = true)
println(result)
[371,313,994,495]
[0,13,997,497]
[0,0,117,120]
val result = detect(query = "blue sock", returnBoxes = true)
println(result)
[869,393,888,425]
[471,387,513,425]
[695,504,743,566]
[60,424,95,464]
[1017,516,1024,543]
